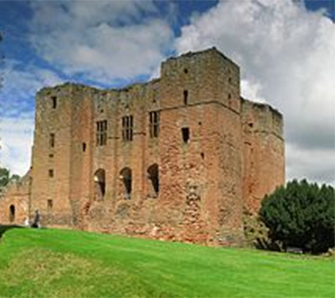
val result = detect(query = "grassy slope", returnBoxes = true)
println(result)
[0,228,334,298]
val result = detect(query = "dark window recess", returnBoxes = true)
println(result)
[82,142,87,152]
[201,152,205,159]
[182,127,190,143]
[51,96,57,109]
[184,90,188,105]
[149,111,160,138]
[49,154,54,158]
[122,115,133,141]
[50,133,55,148]
[228,77,232,84]
[96,120,107,146]
[248,123,254,128]
[49,169,54,178]
[47,199,53,211]
[184,68,188,74]
[228,93,231,99]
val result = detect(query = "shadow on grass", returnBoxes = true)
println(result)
[0,225,24,239]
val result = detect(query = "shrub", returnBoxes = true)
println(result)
[260,179,335,254]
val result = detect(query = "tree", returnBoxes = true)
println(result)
[0,167,20,189]
[260,179,335,254]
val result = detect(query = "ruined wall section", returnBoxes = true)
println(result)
[241,99,285,213]
[86,80,162,234]
[31,85,74,226]
[0,171,31,225]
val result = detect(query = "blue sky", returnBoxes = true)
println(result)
[0,0,334,185]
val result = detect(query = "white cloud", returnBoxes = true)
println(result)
[0,115,34,176]
[175,0,335,184]
[28,0,174,84]
[0,60,63,175]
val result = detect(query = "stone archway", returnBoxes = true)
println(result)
[119,167,132,200]
[94,169,106,201]
[147,163,159,196]
[9,204,15,223]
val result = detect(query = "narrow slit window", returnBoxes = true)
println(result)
[82,142,87,152]
[122,115,133,141]
[51,96,57,109]
[184,90,188,105]
[49,169,54,178]
[182,127,190,143]
[149,111,160,138]
[50,133,55,148]
[96,120,107,146]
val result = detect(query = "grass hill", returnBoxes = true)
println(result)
[0,227,334,298]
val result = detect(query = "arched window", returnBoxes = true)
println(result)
[120,167,132,200]
[9,205,15,223]
[94,169,106,201]
[147,164,159,196]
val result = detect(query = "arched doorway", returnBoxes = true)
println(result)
[9,205,15,223]
[94,169,106,201]
[119,167,132,200]
[147,164,159,196]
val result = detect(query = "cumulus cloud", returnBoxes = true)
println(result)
[175,0,335,184]
[0,115,34,176]
[0,59,63,175]
[28,0,174,84]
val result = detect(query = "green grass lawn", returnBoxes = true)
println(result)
[0,227,334,298]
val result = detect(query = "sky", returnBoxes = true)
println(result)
[0,0,334,186]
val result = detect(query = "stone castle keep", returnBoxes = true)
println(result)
[0,48,285,245]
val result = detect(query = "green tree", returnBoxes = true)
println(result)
[0,167,10,188]
[0,167,20,188]
[260,179,335,254]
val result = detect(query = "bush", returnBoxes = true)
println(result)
[260,179,335,254]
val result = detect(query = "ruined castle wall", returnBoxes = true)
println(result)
[0,172,31,225]
[241,99,285,213]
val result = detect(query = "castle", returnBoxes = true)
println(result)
[0,48,285,245]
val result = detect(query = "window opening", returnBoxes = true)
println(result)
[50,133,55,148]
[47,200,53,211]
[184,68,188,74]
[120,167,132,200]
[149,111,160,138]
[49,169,54,177]
[184,90,188,105]
[122,116,133,141]
[147,164,159,195]
[182,127,190,143]
[96,120,107,146]
[82,142,87,152]
[9,205,15,223]
[51,96,57,109]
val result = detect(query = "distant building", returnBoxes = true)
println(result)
[0,48,285,245]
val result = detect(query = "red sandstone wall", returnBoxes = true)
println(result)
[31,85,74,226]
[241,99,285,213]
[0,171,31,225]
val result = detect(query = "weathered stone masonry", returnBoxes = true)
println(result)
[0,48,285,245]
